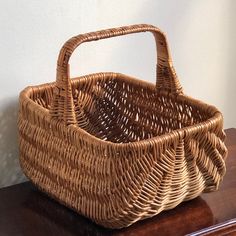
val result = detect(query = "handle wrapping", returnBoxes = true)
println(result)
[50,24,183,125]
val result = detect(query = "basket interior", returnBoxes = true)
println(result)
[32,73,213,143]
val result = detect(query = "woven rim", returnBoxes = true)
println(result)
[20,72,223,148]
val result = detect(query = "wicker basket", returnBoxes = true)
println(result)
[18,24,227,229]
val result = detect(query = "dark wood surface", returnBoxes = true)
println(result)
[189,219,236,236]
[0,129,236,236]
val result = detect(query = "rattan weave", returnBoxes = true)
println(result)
[18,24,227,229]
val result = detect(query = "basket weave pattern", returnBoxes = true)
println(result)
[18,24,227,229]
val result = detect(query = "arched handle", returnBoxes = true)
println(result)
[50,24,183,125]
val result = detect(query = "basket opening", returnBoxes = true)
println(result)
[32,73,213,144]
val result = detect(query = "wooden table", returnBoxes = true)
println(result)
[0,129,236,236]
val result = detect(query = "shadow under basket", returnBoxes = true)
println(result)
[18,24,227,229]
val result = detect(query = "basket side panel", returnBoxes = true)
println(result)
[18,92,122,226]
[102,125,227,228]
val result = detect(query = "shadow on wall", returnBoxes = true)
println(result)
[0,98,27,188]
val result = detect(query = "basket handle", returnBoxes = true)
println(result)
[50,24,183,125]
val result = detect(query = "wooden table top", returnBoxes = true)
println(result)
[0,129,236,236]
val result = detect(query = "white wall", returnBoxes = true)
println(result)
[0,0,235,187]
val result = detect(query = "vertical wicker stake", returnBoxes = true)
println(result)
[18,24,227,229]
